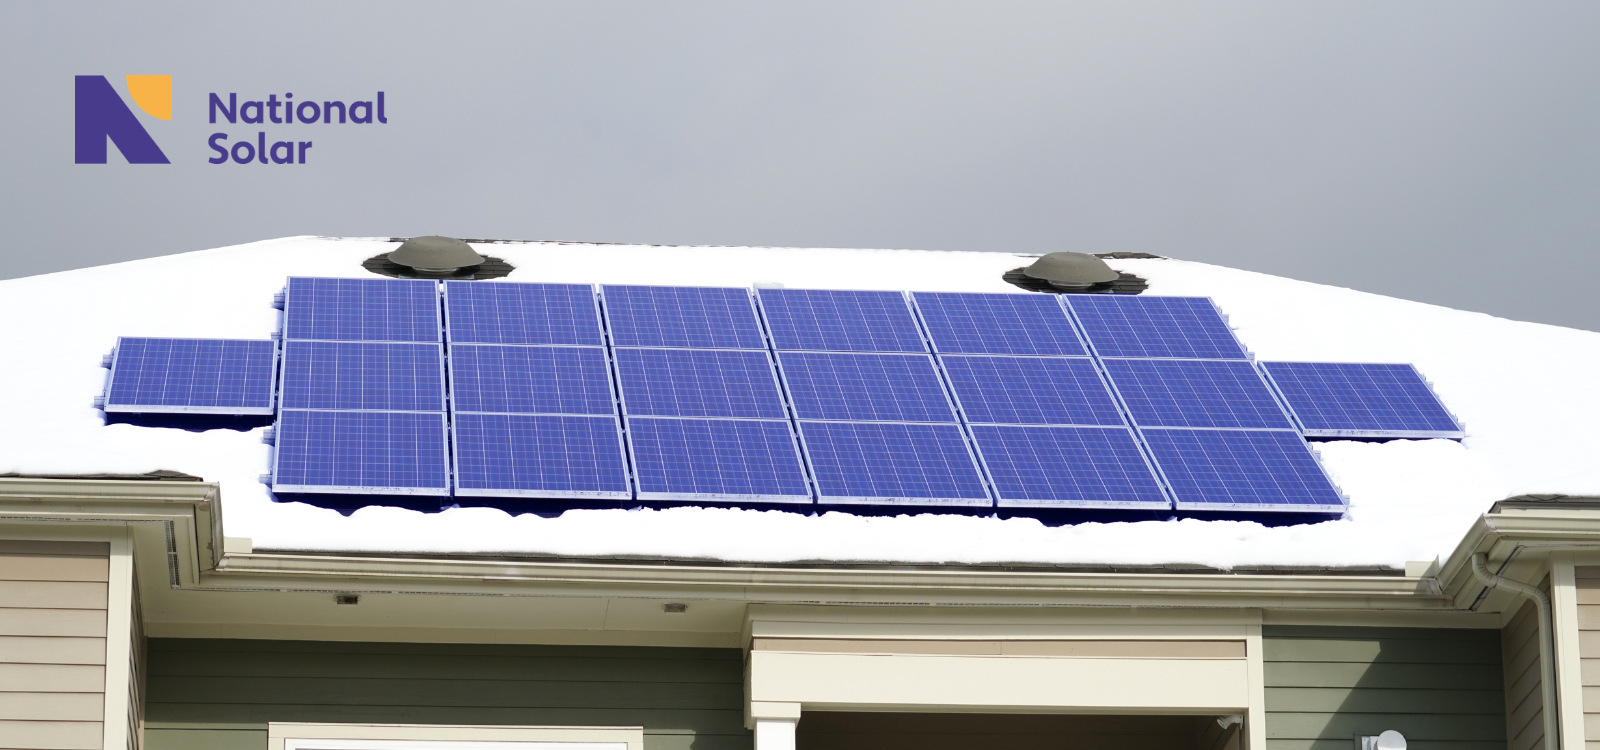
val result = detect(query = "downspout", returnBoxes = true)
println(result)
[1473,552,1559,750]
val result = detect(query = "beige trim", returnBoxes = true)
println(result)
[267,722,644,750]
[102,530,134,750]
[1244,625,1266,750]
[752,637,1245,658]
[1554,556,1587,746]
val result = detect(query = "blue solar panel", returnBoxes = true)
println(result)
[757,289,926,352]
[941,356,1124,426]
[104,337,276,414]
[450,345,615,416]
[280,341,445,412]
[970,425,1169,508]
[615,348,787,419]
[1261,362,1464,438]
[1064,296,1246,359]
[272,410,450,495]
[1140,428,1344,512]
[284,277,441,342]
[911,292,1087,356]
[778,352,957,423]
[1102,359,1293,430]
[453,414,631,498]
[628,418,811,501]
[444,281,602,346]
[798,421,990,505]
[602,286,766,349]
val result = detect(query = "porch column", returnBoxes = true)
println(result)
[754,719,797,750]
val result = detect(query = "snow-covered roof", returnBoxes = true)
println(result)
[4,236,1598,570]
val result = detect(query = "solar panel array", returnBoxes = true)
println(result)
[1260,362,1464,439]
[446,282,629,499]
[103,337,277,414]
[603,286,810,502]
[1063,295,1343,513]
[272,277,451,496]
[240,276,1467,515]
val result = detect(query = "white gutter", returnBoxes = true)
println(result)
[1473,552,1559,750]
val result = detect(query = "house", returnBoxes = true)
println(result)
[4,235,1600,750]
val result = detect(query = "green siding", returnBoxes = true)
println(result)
[1263,626,1506,750]
[144,638,750,750]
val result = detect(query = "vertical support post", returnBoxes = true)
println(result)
[1552,556,1586,747]
[103,528,136,750]
[754,719,797,750]
[1244,623,1268,750]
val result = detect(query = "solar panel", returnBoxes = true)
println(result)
[103,337,276,414]
[969,425,1169,508]
[778,352,957,423]
[443,281,603,346]
[1101,359,1293,430]
[757,288,926,352]
[1261,362,1464,438]
[450,345,615,416]
[601,285,766,349]
[279,341,446,412]
[911,292,1087,356]
[1139,428,1344,512]
[284,277,441,342]
[627,417,812,502]
[1064,295,1246,360]
[798,421,990,505]
[615,348,788,419]
[272,410,451,495]
[941,356,1124,426]
[453,414,631,498]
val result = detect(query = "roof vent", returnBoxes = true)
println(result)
[1023,252,1120,290]
[386,236,486,277]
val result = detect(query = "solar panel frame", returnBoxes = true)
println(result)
[939,355,1127,427]
[442,281,605,346]
[796,420,992,506]
[626,417,814,503]
[271,409,452,495]
[280,341,448,412]
[615,348,791,420]
[756,288,929,353]
[1138,427,1346,513]
[283,277,443,343]
[909,292,1089,356]
[600,285,769,350]
[103,337,278,415]
[1063,295,1249,360]
[1099,358,1297,430]
[968,424,1171,509]
[452,413,632,499]
[1259,361,1465,439]
[776,351,960,423]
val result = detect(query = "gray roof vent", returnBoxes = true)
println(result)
[386,236,486,277]
[1022,252,1121,290]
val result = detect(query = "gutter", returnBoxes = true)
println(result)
[1473,552,1559,750]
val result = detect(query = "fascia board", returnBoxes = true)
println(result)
[1437,508,1600,611]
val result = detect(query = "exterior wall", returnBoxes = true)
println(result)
[0,540,112,750]
[1574,566,1600,748]
[795,712,1219,750]
[1262,626,1506,750]
[142,638,748,750]
[1504,599,1544,750]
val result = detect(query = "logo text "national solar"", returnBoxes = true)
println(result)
[208,91,387,164]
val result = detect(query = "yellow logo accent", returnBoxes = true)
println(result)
[125,75,171,120]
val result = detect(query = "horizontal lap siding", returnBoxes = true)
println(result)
[0,540,110,750]
[1263,626,1506,750]
[143,638,750,750]
[1574,566,1600,749]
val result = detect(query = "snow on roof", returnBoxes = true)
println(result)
[3,236,1598,570]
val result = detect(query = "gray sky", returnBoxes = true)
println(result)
[4,1,1598,330]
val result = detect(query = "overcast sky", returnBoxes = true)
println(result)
[3,1,1597,330]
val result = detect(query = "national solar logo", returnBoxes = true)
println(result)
[74,75,171,164]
